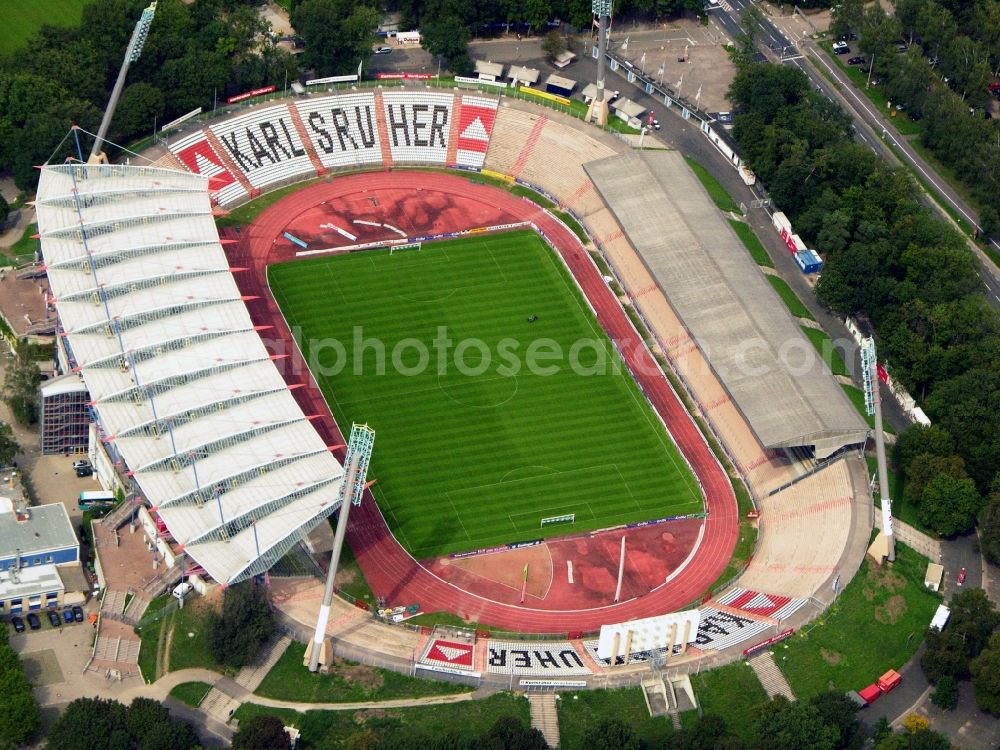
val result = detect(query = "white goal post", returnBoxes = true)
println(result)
[541,513,575,528]
[389,242,422,255]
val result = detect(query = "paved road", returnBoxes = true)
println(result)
[706,3,1000,307]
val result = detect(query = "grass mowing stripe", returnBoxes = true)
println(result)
[270,231,701,557]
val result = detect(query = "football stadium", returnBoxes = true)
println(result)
[35,82,876,683]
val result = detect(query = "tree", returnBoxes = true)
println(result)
[894,425,955,483]
[916,473,981,537]
[948,588,1000,657]
[541,30,566,60]
[921,625,972,681]
[2,345,42,425]
[292,0,379,77]
[44,695,198,750]
[978,475,1000,565]
[904,453,966,506]
[422,15,472,75]
[111,83,165,144]
[207,581,277,669]
[0,194,8,225]
[971,631,1000,715]
[930,675,958,710]
[581,718,641,750]
[751,696,839,750]
[0,423,17,467]
[480,716,548,750]
[809,691,864,750]
[232,714,291,750]
[0,627,40,750]
[830,0,864,41]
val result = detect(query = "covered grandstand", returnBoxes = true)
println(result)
[585,151,868,459]
[35,162,346,586]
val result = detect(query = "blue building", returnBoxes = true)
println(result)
[0,500,80,614]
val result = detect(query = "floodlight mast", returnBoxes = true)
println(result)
[862,337,895,562]
[88,2,157,164]
[588,0,612,126]
[309,423,375,672]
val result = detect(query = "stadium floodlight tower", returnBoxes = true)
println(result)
[587,0,612,126]
[862,337,895,563]
[88,2,157,164]
[308,423,375,672]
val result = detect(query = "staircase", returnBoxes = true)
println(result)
[510,116,548,178]
[373,91,394,169]
[122,592,152,625]
[203,129,259,198]
[234,635,291,692]
[287,105,328,176]
[527,693,560,748]
[749,652,796,701]
[445,95,461,165]
[199,687,242,724]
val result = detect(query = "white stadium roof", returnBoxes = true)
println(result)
[36,163,345,585]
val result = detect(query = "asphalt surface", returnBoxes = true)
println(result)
[705,2,1000,307]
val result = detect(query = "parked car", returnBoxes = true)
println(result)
[958,567,967,586]
[833,41,849,54]
[76,467,93,478]
[72,605,84,622]
[72,459,92,470]
[63,609,74,624]
[47,610,61,627]
[10,616,24,633]
[26,613,40,630]
[651,118,660,130]
[374,46,392,55]
[848,56,865,65]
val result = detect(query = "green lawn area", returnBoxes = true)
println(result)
[690,662,770,743]
[335,536,375,606]
[254,641,471,703]
[684,157,741,214]
[270,231,702,558]
[766,275,815,321]
[1,223,38,266]
[235,692,531,746]
[800,326,850,377]
[777,542,941,698]
[168,681,213,708]
[0,1,86,54]
[168,599,228,675]
[728,220,774,267]
[557,688,674,750]
[134,595,173,683]
[841,384,895,434]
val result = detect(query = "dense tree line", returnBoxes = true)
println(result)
[0,627,40,750]
[831,0,1000,235]
[44,696,200,750]
[728,62,999,538]
[0,0,298,191]
[2,343,42,425]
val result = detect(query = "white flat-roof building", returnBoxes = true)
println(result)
[0,500,79,614]
[36,163,346,586]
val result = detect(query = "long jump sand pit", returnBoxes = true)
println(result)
[424,517,704,610]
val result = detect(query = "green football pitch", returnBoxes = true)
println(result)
[269,231,702,558]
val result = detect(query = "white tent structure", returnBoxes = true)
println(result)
[36,162,346,585]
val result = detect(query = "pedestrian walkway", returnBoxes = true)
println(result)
[749,652,795,701]
[528,693,560,747]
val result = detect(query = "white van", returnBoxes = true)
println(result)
[172,582,193,601]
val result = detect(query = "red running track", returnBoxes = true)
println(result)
[227,171,738,633]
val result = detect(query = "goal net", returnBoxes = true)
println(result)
[389,242,422,255]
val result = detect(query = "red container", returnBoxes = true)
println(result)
[859,684,881,704]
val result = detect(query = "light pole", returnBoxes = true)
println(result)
[587,0,612,126]
[89,2,157,163]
